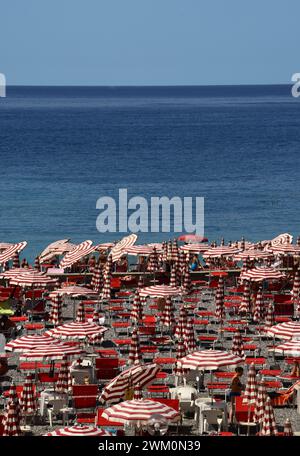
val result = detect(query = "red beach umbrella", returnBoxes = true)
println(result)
[231,331,245,358]
[128,328,142,365]
[49,294,63,326]
[2,382,22,436]
[260,397,277,436]
[160,297,175,329]
[56,356,72,394]
[20,374,37,415]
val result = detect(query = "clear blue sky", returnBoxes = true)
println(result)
[0,0,299,85]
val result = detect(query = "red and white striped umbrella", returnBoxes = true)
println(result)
[56,356,72,394]
[180,244,209,253]
[161,241,168,262]
[265,321,300,339]
[260,397,277,436]
[20,343,86,361]
[203,246,240,258]
[147,247,159,272]
[92,308,100,325]
[99,363,161,405]
[179,350,244,371]
[184,318,197,353]
[131,290,143,323]
[171,240,179,262]
[94,243,114,252]
[253,288,264,322]
[128,328,142,365]
[102,399,180,423]
[5,334,59,352]
[272,340,300,356]
[215,277,225,321]
[234,250,274,261]
[231,332,245,358]
[176,338,187,359]
[243,363,257,404]
[2,382,22,436]
[174,306,188,339]
[240,267,285,282]
[49,285,98,298]
[177,234,208,243]
[264,303,275,327]
[292,270,300,302]
[49,294,63,326]
[139,285,182,298]
[160,298,175,328]
[169,265,177,288]
[45,321,107,342]
[0,241,27,265]
[182,265,192,294]
[253,381,267,424]
[270,244,300,255]
[9,271,58,288]
[101,258,112,301]
[0,267,25,279]
[179,250,188,273]
[133,383,143,400]
[20,374,37,415]
[45,426,112,436]
[126,245,154,256]
[166,240,173,261]
[76,302,85,323]
[60,240,94,269]
[238,281,251,315]
[271,233,293,245]
[90,264,103,293]
[110,234,138,262]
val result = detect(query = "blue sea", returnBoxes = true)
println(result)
[0,85,299,262]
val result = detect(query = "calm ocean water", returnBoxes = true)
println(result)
[0,85,299,261]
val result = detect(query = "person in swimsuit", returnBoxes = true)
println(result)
[229,366,244,424]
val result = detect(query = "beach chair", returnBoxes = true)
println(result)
[72,384,98,423]
[95,357,120,381]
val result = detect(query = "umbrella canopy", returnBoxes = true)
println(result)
[253,380,268,424]
[90,264,103,293]
[182,265,191,294]
[20,374,37,415]
[176,338,187,359]
[264,303,275,327]
[215,277,225,321]
[174,306,188,339]
[39,239,72,260]
[56,356,72,394]
[0,241,27,265]
[271,340,300,356]
[128,328,142,365]
[76,302,85,323]
[180,244,209,253]
[260,397,277,436]
[202,246,240,258]
[110,234,138,262]
[102,399,180,423]
[177,234,208,243]
[234,250,274,261]
[0,267,26,280]
[49,294,63,326]
[169,265,177,288]
[139,285,182,298]
[240,267,285,282]
[45,426,112,436]
[131,290,143,323]
[253,288,264,322]
[179,350,243,371]
[45,321,107,342]
[101,258,112,300]
[5,334,59,352]
[231,332,245,358]
[243,363,257,404]
[9,271,58,288]
[20,343,86,361]
[160,298,175,328]
[292,270,300,301]
[2,382,22,436]
[60,240,94,269]
[49,285,98,298]
[184,318,197,353]
[238,281,251,315]
[265,321,300,339]
[99,363,161,405]
[147,247,159,272]
[126,245,154,256]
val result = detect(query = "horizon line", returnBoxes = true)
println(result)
[6,82,292,88]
